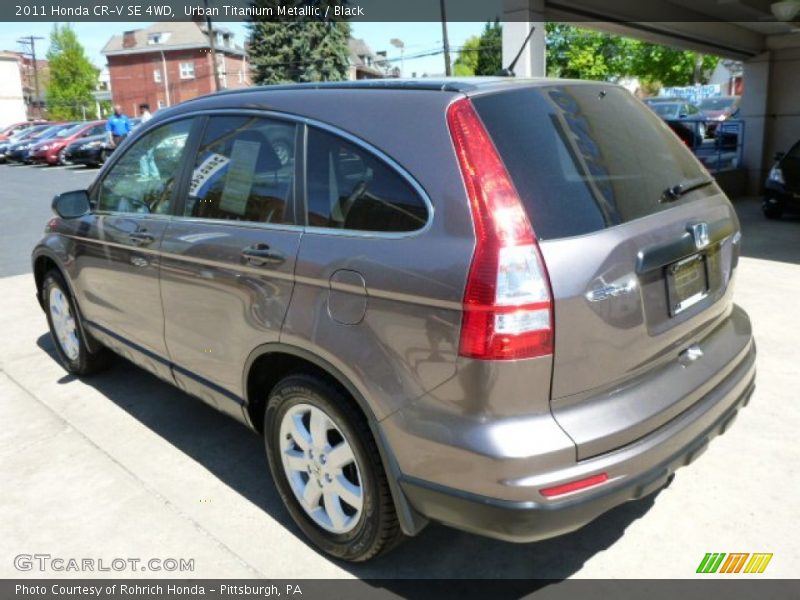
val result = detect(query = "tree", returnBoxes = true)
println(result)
[546,24,719,90]
[475,20,502,76]
[248,1,351,84]
[45,24,97,120]
[453,36,480,76]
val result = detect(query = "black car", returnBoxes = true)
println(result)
[64,133,110,167]
[5,124,73,164]
[645,99,707,138]
[763,140,800,219]
[65,118,142,167]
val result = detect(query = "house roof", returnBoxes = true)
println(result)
[102,22,244,57]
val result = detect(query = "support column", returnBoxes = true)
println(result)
[502,0,546,77]
[741,52,771,195]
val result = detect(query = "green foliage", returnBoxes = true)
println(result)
[453,36,480,76]
[545,24,720,89]
[248,1,351,84]
[45,24,98,120]
[475,20,502,76]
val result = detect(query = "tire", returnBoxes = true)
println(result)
[57,147,69,166]
[42,270,111,375]
[264,374,404,561]
[763,201,783,220]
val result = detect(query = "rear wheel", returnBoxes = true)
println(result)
[57,147,69,166]
[43,270,111,375]
[264,374,403,561]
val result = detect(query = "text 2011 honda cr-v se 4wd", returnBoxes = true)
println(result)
[32,79,756,562]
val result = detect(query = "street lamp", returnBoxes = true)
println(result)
[390,38,404,78]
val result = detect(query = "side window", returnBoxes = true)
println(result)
[184,115,296,225]
[96,119,192,215]
[305,127,428,232]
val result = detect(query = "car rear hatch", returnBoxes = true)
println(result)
[472,83,744,460]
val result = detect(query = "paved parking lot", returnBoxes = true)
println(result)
[1,164,798,580]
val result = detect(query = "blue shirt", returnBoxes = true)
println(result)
[106,114,131,136]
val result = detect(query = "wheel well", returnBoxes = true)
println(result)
[33,255,59,307]
[246,351,355,433]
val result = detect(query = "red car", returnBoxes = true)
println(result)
[0,120,48,142]
[29,120,107,166]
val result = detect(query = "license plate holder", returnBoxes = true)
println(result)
[666,253,709,316]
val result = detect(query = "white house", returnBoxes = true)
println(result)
[0,52,27,127]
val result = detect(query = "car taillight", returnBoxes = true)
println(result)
[447,97,554,361]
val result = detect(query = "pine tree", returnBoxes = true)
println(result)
[46,24,98,120]
[248,1,351,85]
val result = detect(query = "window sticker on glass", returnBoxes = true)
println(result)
[219,140,260,216]
[189,152,229,198]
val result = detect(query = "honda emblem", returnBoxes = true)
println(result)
[689,222,710,250]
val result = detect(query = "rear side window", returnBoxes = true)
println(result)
[473,85,709,240]
[305,127,428,232]
[184,115,296,225]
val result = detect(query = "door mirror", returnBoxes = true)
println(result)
[678,112,688,119]
[774,152,786,162]
[52,190,91,219]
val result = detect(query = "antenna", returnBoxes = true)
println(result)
[495,25,536,77]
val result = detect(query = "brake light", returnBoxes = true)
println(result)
[540,473,608,498]
[447,98,553,360]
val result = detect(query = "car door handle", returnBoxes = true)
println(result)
[241,244,285,266]
[128,232,155,246]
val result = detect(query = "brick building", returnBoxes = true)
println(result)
[102,21,249,116]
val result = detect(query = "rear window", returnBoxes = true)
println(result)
[473,85,708,240]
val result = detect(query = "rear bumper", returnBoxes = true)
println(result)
[400,368,753,543]
[387,306,756,542]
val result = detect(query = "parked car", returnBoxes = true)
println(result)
[0,120,48,142]
[645,100,707,140]
[0,124,53,163]
[33,79,755,562]
[763,140,800,219]
[5,123,70,164]
[64,118,141,167]
[698,96,741,136]
[30,120,108,166]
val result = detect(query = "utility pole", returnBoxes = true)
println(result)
[204,0,221,92]
[439,0,452,76]
[17,35,44,118]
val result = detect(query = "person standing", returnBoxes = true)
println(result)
[139,103,153,123]
[106,104,131,149]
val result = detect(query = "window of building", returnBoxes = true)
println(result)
[305,127,429,232]
[157,99,166,109]
[184,116,297,225]
[153,68,162,83]
[179,62,195,79]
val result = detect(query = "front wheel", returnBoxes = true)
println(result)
[264,374,403,561]
[43,270,111,375]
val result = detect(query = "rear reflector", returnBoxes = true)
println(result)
[540,473,609,498]
[447,97,554,360]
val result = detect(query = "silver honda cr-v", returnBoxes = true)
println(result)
[32,79,756,562]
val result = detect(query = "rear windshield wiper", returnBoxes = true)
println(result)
[661,176,714,203]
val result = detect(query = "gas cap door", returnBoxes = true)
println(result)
[328,269,367,325]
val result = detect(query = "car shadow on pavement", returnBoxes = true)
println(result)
[37,333,662,582]
[734,197,800,265]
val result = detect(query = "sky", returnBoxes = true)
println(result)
[0,21,484,77]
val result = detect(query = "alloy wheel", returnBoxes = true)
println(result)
[278,403,364,534]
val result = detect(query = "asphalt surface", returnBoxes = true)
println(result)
[1,164,798,579]
[0,162,99,278]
